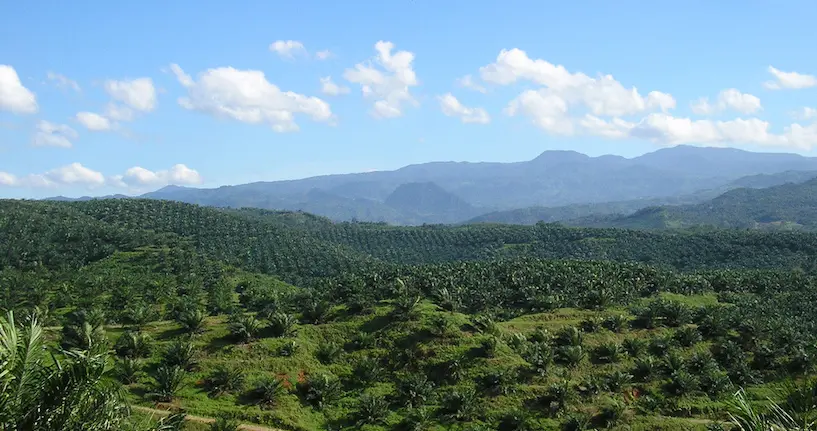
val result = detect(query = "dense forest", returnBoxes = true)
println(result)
[4,198,817,430]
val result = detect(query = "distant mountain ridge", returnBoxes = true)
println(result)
[44,145,817,225]
[575,174,817,230]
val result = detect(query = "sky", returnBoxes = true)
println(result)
[1,0,817,198]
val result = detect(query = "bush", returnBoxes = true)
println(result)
[396,373,434,408]
[267,312,297,338]
[633,356,657,382]
[247,376,286,408]
[602,314,629,333]
[428,315,458,338]
[592,342,623,364]
[355,393,389,426]
[524,342,553,376]
[622,337,647,357]
[116,357,141,384]
[176,308,206,334]
[150,365,186,402]
[114,330,152,359]
[604,370,632,392]
[162,339,198,371]
[537,380,572,416]
[352,356,385,386]
[673,325,702,347]
[579,317,603,333]
[496,409,534,431]
[664,370,699,396]
[350,331,376,350]
[279,340,299,357]
[440,387,481,422]
[556,345,585,367]
[299,373,342,409]
[479,368,516,396]
[228,313,262,343]
[315,341,343,364]
[555,327,583,347]
[205,365,245,396]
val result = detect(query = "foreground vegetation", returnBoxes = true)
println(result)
[4,198,817,429]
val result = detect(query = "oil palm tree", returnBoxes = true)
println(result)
[0,310,128,430]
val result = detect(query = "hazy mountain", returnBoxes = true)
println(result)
[43,146,817,225]
[577,174,817,230]
[468,170,817,225]
[385,182,481,224]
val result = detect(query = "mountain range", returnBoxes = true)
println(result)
[46,145,817,225]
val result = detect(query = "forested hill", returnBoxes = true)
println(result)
[582,175,817,231]
[5,199,817,280]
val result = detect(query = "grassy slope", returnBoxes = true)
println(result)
[108,296,737,431]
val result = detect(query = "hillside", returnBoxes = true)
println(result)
[6,198,817,429]
[586,176,817,230]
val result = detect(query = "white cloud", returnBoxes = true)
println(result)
[343,41,419,118]
[0,172,16,186]
[0,65,37,114]
[110,164,202,188]
[32,120,78,148]
[456,74,487,93]
[269,40,307,58]
[794,107,817,120]
[320,76,350,96]
[104,77,156,112]
[1,163,203,190]
[438,93,490,124]
[764,66,817,90]
[46,71,80,92]
[505,90,573,135]
[479,48,674,124]
[105,103,134,121]
[171,63,333,132]
[76,112,113,131]
[0,163,105,188]
[315,50,333,60]
[691,89,762,115]
[579,115,635,139]
[591,113,817,151]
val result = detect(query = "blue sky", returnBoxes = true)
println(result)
[1,0,817,198]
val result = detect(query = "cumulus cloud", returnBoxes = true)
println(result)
[315,50,333,60]
[32,120,78,148]
[764,66,817,90]
[691,89,762,115]
[170,63,333,132]
[104,77,156,112]
[0,65,37,114]
[438,93,490,124]
[46,71,80,92]
[1,163,202,190]
[456,74,487,93]
[480,48,675,117]
[76,112,113,131]
[505,90,573,135]
[576,113,817,151]
[0,163,105,188]
[104,103,134,121]
[794,107,817,120]
[109,164,202,188]
[320,76,350,96]
[269,40,307,58]
[343,41,419,118]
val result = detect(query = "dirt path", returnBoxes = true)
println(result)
[132,405,284,431]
